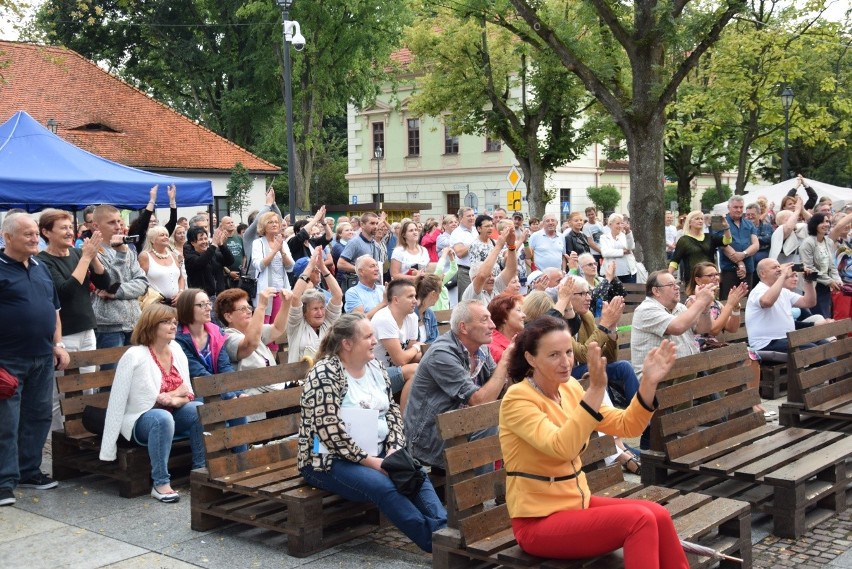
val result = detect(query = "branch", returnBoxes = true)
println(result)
[586,0,633,54]
[656,0,746,115]
[508,0,625,123]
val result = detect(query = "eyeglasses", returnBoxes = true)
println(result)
[158,319,178,326]
[582,262,597,267]
[654,281,681,290]
[194,301,213,308]
[573,291,592,297]
[700,272,720,278]
[234,305,253,314]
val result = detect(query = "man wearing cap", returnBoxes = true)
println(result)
[0,213,70,506]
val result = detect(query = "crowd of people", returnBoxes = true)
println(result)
[0,177,849,562]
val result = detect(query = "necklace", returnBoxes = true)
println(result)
[150,248,171,260]
[527,376,561,404]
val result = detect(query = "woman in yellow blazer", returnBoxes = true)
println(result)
[499,315,687,569]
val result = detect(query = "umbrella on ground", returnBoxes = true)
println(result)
[681,539,744,563]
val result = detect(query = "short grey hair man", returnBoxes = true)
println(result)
[450,298,484,334]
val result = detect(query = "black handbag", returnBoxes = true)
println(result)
[82,405,107,436]
[239,270,258,300]
[381,448,427,497]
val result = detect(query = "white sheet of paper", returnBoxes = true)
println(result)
[314,407,380,456]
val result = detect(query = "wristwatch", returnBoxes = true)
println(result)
[54,342,66,349]
[597,324,615,336]
[299,274,311,283]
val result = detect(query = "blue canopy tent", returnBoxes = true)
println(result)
[0,111,213,212]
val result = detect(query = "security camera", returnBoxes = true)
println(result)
[286,21,306,51]
[291,31,306,51]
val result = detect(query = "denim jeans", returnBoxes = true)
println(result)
[95,331,133,371]
[0,354,55,490]
[572,360,640,408]
[132,401,206,487]
[301,457,447,552]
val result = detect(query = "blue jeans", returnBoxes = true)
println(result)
[95,331,133,371]
[132,401,206,487]
[572,360,640,408]
[0,354,55,490]
[301,457,447,552]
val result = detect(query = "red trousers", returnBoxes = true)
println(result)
[512,496,689,569]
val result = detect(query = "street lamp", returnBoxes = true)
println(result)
[374,146,383,201]
[276,0,306,224]
[780,86,794,182]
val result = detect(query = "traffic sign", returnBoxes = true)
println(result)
[507,166,523,190]
[508,190,522,211]
[562,201,571,214]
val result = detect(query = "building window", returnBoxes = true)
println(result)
[444,125,459,155]
[485,135,502,152]
[407,119,420,156]
[214,197,230,224]
[446,193,460,214]
[372,122,384,157]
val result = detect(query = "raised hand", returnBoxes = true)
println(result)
[600,296,624,328]
[586,342,608,391]
[695,282,717,306]
[270,233,284,252]
[258,287,277,306]
[82,231,103,259]
[149,184,159,204]
[167,184,177,203]
[265,187,275,206]
[504,225,516,247]
[727,282,748,306]
[605,260,616,281]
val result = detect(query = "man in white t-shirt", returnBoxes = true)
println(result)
[665,211,678,260]
[528,213,565,271]
[450,207,477,297]
[746,259,816,352]
[370,279,424,411]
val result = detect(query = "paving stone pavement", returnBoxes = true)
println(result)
[4,395,850,568]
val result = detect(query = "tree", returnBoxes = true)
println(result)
[465,0,745,271]
[226,162,252,222]
[33,0,412,212]
[586,185,621,216]
[700,184,732,212]
[405,3,606,219]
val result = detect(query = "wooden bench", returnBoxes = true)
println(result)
[717,306,787,401]
[433,400,752,568]
[435,308,452,336]
[621,282,645,313]
[189,362,383,558]
[51,346,194,498]
[779,319,852,430]
[640,343,852,538]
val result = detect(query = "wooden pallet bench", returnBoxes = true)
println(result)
[718,306,787,400]
[433,400,752,569]
[621,282,645,313]
[51,346,194,498]
[779,319,852,430]
[189,362,383,558]
[640,344,852,538]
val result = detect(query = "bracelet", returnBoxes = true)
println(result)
[322,273,332,278]
[731,310,741,316]
[507,245,517,251]
[169,202,177,208]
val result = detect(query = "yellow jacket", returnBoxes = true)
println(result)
[499,379,653,519]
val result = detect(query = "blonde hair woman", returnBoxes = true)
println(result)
[599,213,637,283]
[139,226,185,305]
[251,211,295,349]
[668,210,731,280]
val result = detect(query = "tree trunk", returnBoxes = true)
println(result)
[625,115,667,273]
[519,151,549,220]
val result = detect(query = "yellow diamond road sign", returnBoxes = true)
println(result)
[507,165,522,190]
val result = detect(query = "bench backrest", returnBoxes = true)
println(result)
[647,344,763,460]
[621,283,646,312]
[56,346,131,438]
[192,361,309,479]
[786,319,852,407]
[436,398,624,545]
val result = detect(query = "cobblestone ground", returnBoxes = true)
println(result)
[751,510,852,568]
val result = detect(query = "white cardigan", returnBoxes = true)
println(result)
[99,343,192,462]
[599,232,637,277]
[251,236,294,316]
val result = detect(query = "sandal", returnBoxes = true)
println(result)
[616,451,641,475]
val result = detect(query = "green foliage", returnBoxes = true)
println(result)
[586,185,620,215]
[226,162,252,220]
[664,184,678,208]
[33,0,411,211]
[404,2,606,218]
[700,184,732,212]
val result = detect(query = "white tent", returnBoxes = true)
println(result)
[711,178,850,215]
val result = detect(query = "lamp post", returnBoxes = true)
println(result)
[780,86,794,182]
[276,0,306,225]
[374,146,383,202]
